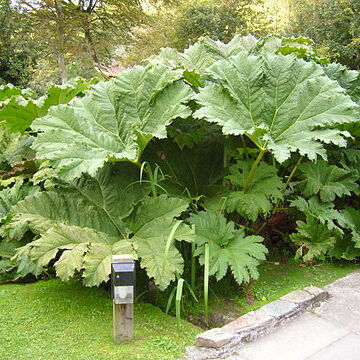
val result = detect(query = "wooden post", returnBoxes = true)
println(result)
[112,255,134,343]
[113,303,133,343]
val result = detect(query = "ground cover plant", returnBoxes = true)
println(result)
[0,33,359,322]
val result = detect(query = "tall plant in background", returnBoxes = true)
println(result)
[1,34,360,319]
[3,65,196,290]
[146,34,360,266]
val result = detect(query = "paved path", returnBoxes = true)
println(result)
[222,270,360,360]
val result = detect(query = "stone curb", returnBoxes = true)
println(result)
[184,285,329,360]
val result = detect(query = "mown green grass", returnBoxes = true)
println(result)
[0,262,358,360]
[0,280,200,360]
[236,261,359,314]
[186,261,359,318]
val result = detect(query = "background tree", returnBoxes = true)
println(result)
[16,0,146,89]
[123,0,270,66]
[0,0,39,87]
[63,0,145,64]
[289,0,360,69]
[173,0,258,49]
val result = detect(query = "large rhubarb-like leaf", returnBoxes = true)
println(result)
[16,224,133,285]
[225,160,284,221]
[147,35,257,74]
[250,35,327,64]
[129,195,194,290]
[291,196,345,232]
[290,216,340,262]
[324,64,360,105]
[0,84,35,102]
[190,211,267,284]
[12,192,193,288]
[32,66,192,180]
[5,163,144,239]
[0,181,39,220]
[298,160,358,202]
[148,35,323,75]
[339,208,360,247]
[194,53,359,162]
[82,239,134,286]
[0,78,94,133]
[0,132,34,167]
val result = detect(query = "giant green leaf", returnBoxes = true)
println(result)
[147,35,324,75]
[290,216,340,262]
[147,35,257,74]
[16,224,133,285]
[82,239,134,287]
[250,35,328,64]
[71,163,146,222]
[0,78,94,133]
[324,64,360,105]
[190,211,267,284]
[323,64,360,137]
[12,192,192,288]
[0,84,35,102]
[339,208,360,247]
[298,160,358,202]
[5,163,145,239]
[20,224,101,269]
[135,237,184,291]
[291,196,345,232]
[7,191,121,238]
[0,181,39,221]
[194,53,359,162]
[225,160,284,221]
[327,235,360,261]
[32,66,193,180]
[129,195,194,290]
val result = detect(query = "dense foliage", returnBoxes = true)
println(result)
[0,0,38,86]
[0,35,359,319]
[0,77,96,281]
[290,0,360,69]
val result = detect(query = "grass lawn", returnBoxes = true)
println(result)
[187,261,360,321]
[0,280,200,360]
[0,261,358,360]
[236,261,360,314]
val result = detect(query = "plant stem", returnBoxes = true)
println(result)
[223,143,228,169]
[241,135,248,159]
[284,156,303,190]
[204,243,209,324]
[176,279,185,323]
[273,228,287,238]
[255,222,267,235]
[243,148,266,192]
[223,139,229,186]
[191,242,196,291]
[242,280,255,305]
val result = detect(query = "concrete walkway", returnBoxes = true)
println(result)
[223,270,360,360]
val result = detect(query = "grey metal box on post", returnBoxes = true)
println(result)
[111,254,134,343]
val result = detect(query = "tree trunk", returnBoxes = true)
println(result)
[84,26,99,64]
[57,52,67,84]
[54,0,68,83]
